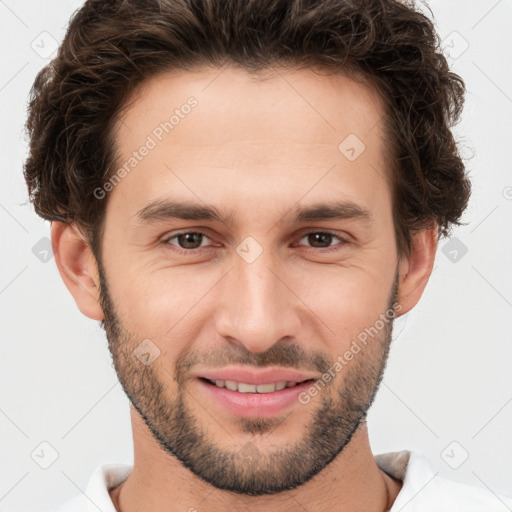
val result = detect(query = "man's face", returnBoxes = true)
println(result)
[97,66,400,494]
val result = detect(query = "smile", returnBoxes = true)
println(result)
[204,379,303,393]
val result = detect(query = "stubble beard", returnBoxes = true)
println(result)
[97,258,399,495]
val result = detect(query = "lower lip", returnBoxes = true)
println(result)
[196,378,314,418]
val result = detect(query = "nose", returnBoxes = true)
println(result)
[214,245,303,353]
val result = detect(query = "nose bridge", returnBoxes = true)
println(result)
[215,244,300,352]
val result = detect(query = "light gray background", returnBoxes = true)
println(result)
[1,1,511,510]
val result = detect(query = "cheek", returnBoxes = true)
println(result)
[293,262,396,345]
[110,268,218,351]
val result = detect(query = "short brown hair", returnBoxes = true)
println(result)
[24,0,470,260]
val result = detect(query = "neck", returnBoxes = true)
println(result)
[111,408,402,512]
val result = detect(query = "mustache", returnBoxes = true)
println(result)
[173,342,332,383]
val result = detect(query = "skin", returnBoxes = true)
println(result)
[51,65,437,511]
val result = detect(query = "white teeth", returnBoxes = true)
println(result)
[225,380,238,391]
[256,383,276,393]
[210,379,299,393]
[238,383,257,393]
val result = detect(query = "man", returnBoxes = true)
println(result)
[23,0,512,510]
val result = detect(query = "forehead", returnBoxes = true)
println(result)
[116,65,387,147]
[108,65,391,223]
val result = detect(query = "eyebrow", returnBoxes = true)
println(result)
[290,201,371,223]
[134,199,235,225]
[133,198,372,226]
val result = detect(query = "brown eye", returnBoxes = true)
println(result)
[166,231,210,250]
[299,231,344,250]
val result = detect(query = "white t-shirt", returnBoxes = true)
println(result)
[55,450,512,511]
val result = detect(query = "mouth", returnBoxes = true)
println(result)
[195,372,318,419]
[199,377,314,393]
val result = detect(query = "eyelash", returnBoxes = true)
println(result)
[162,229,349,255]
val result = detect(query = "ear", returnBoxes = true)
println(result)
[50,221,104,321]
[396,226,437,317]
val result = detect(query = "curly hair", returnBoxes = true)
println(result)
[23,0,470,260]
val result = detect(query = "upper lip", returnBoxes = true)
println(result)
[194,366,318,385]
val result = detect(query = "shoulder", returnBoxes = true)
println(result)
[52,464,132,512]
[376,450,512,512]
